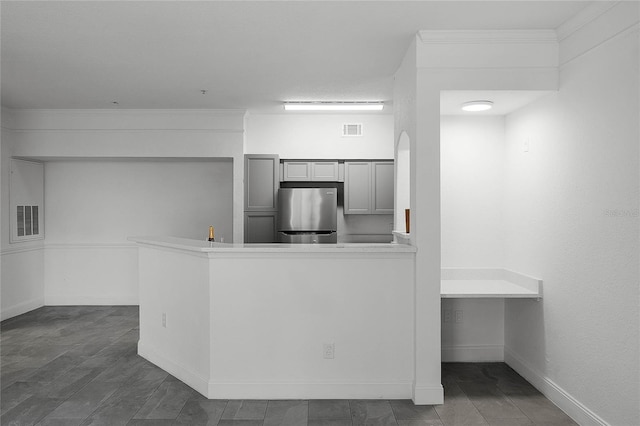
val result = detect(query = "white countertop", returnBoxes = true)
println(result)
[440,268,542,299]
[441,279,540,298]
[128,236,416,253]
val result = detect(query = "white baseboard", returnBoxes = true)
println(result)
[505,346,610,426]
[413,384,444,405]
[442,344,504,362]
[207,381,413,400]
[138,340,210,397]
[1,297,45,321]
[139,340,414,400]
[44,295,139,306]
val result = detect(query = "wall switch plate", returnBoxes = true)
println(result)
[162,312,167,328]
[524,138,530,152]
[323,343,335,359]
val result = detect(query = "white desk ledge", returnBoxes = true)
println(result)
[441,268,542,299]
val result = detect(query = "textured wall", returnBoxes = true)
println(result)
[441,116,505,267]
[503,18,639,426]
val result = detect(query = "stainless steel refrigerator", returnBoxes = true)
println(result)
[277,187,337,243]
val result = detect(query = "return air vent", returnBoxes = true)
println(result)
[342,123,363,137]
[17,205,39,237]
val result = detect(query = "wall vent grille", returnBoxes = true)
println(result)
[342,123,363,137]
[17,205,39,237]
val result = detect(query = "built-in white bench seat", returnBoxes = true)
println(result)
[441,268,542,299]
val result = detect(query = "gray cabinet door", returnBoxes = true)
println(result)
[283,161,312,181]
[372,162,394,214]
[311,162,339,181]
[345,161,394,215]
[245,155,279,211]
[344,162,372,214]
[244,212,277,243]
[283,161,339,181]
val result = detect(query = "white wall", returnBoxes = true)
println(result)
[441,116,505,267]
[440,115,506,361]
[503,8,639,425]
[441,298,504,362]
[1,247,44,320]
[245,113,394,159]
[1,112,45,320]
[44,160,233,243]
[210,254,414,397]
[43,160,233,305]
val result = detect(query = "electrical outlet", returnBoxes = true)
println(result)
[443,309,452,323]
[162,312,167,328]
[455,310,463,323]
[523,138,530,152]
[323,343,335,359]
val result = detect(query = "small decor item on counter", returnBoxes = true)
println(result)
[405,209,410,234]
[208,226,215,242]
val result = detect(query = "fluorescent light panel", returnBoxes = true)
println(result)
[284,102,384,111]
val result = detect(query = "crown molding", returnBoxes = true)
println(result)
[3,108,247,131]
[3,108,247,116]
[556,1,620,41]
[557,1,639,66]
[418,30,558,45]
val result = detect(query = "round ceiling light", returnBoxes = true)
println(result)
[461,100,493,112]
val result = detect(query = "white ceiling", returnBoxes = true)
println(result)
[1,1,591,112]
[440,90,554,115]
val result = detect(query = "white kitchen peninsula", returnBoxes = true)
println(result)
[129,236,416,400]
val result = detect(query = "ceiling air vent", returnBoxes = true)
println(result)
[342,123,363,137]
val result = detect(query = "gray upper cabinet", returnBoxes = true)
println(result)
[283,161,312,181]
[282,161,339,182]
[344,162,372,214]
[372,161,394,214]
[310,162,339,181]
[344,161,394,215]
[245,155,279,211]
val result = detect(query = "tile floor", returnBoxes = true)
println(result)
[1,306,577,426]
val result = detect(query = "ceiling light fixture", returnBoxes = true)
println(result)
[461,100,493,112]
[284,102,384,111]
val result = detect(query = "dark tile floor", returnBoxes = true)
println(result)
[1,306,577,426]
